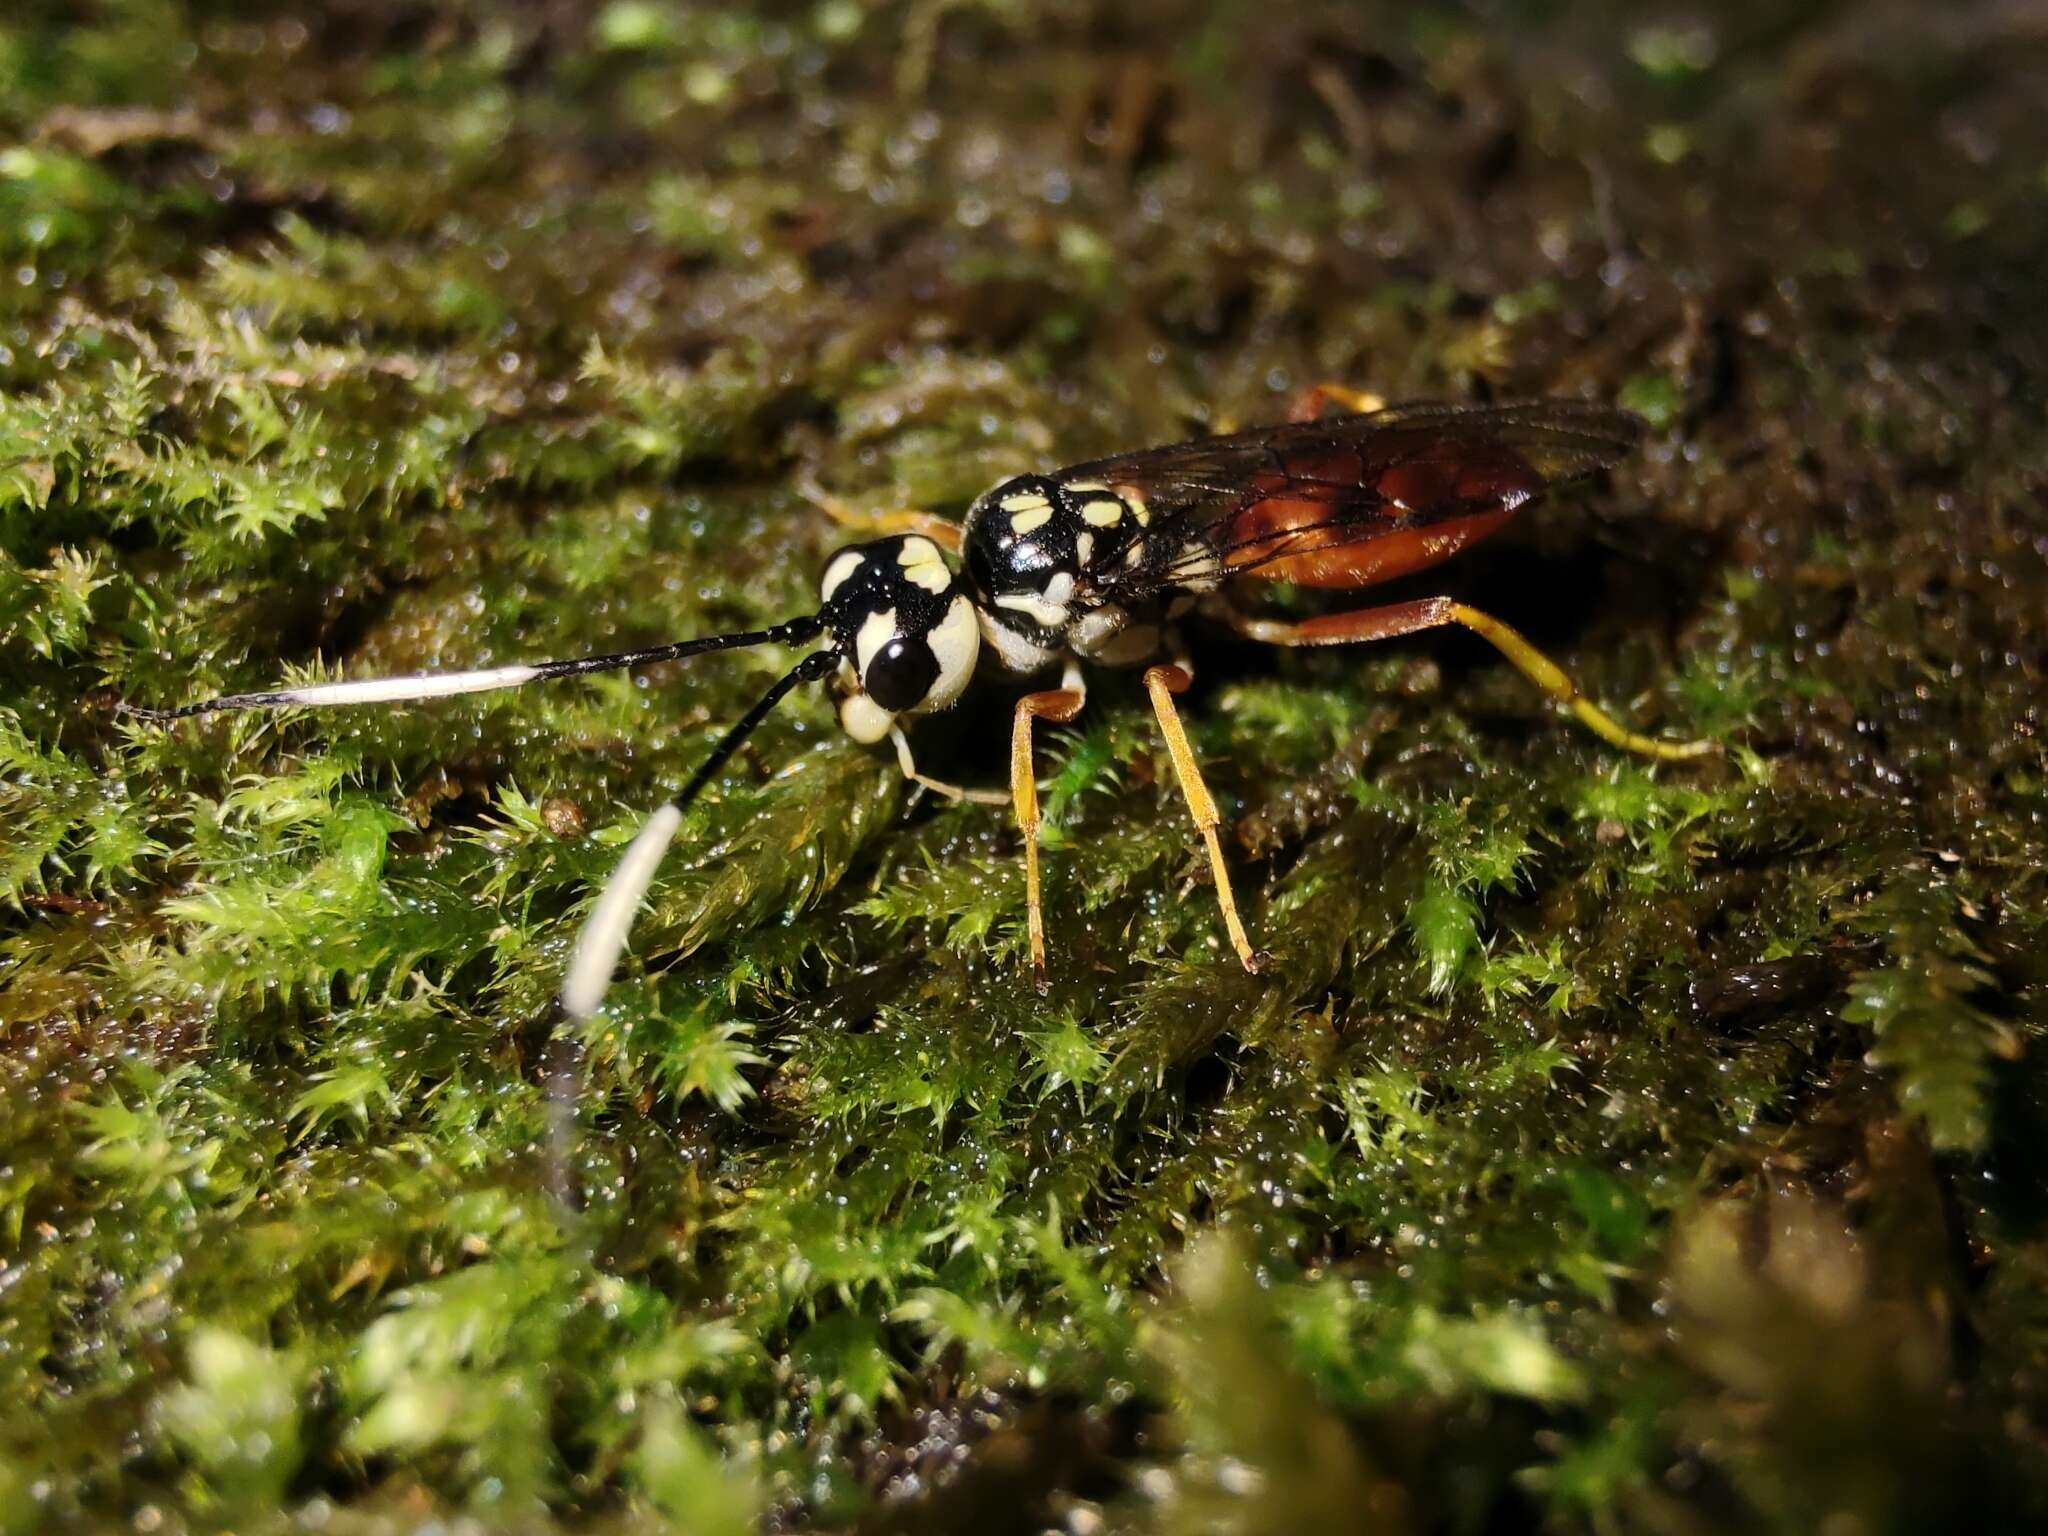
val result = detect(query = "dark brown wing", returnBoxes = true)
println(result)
[1060,400,1642,595]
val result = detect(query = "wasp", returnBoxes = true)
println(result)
[125,387,1711,1012]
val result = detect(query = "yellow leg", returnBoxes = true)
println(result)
[1219,597,1714,762]
[1288,381,1388,422]
[796,474,963,553]
[1010,665,1088,992]
[1142,665,1261,974]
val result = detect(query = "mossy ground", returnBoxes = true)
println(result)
[3,1,2047,1531]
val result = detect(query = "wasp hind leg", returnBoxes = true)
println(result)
[1287,382,1388,422]
[1142,664,1261,975]
[1011,662,1088,993]
[1217,596,1715,761]
[796,474,963,553]
[1214,383,1387,437]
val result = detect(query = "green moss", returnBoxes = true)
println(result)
[3,1,2047,1531]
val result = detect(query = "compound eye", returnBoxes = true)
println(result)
[864,637,940,712]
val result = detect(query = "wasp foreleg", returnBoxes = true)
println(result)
[891,725,1008,805]
[1010,661,1088,993]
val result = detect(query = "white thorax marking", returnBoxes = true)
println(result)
[993,568,1075,631]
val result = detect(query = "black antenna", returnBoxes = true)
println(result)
[672,647,841,816]
[117,615,828,722]
[559,646,841,1019]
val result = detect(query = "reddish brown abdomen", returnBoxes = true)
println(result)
[1223,439,1542,589]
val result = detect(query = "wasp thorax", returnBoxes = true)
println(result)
[961,473,1142,673]
[815,535,979,744]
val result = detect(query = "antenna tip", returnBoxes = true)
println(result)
[559,802,687,1020]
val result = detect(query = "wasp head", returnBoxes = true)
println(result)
[815,535,980,743]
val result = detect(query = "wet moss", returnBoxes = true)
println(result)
[3,1,2047,1530]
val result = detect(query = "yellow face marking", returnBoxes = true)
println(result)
[897,536,952,592]
[1080,499,1124,528]
[1074,530,1095,567]
[918,595,980,712]
[1008,506,1054,535]
[999,490,1051,514]
[1117,485,1150,526]
[839,692,894,744]
[1064,479,1109,493]
[820,549,865,601]
[854,607,899,674]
